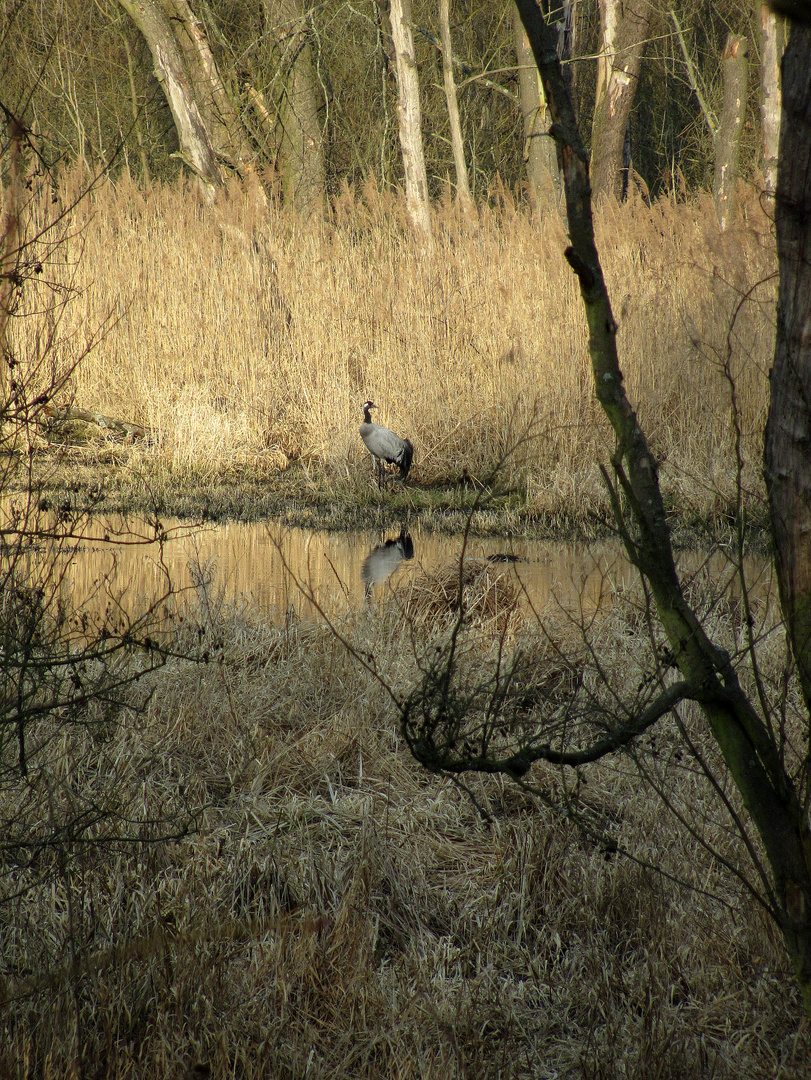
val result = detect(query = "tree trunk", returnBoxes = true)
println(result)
[760,3,786,201]
[566,0,585,124]
[389,0,432,240]
[122,32,151,184]
[511,2,559,210]
[262,0,326,213]
[765,22,811,719]
[513,0,811,1016]
[118,0,252,198]
[0,117,23,409]
[590,0,652,202]
[713,34,748,231]
[438,0,473,214]
[164,0,255,166]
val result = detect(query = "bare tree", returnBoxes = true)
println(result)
[671,13,749,230]
[511,1,559,210]
[262,0,326,212]
[713,33,748,230]
[0,114,23,406]
[590,0,653,201]
[118,0,256,198]
[764,17,811,718]
[0,111,206,1075]
[760,1,787,201]
[389,0,432,239]
[438,0,473,214]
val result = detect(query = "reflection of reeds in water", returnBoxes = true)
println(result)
[52,519,772,632]
[396,558,522,636]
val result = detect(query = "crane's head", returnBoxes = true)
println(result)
[361,399,377,413]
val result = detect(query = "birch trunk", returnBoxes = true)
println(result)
[389,0,432,240]
[590,0,652,201]
[511,2,559,210]
[760,3,786,200]
[713,34,748,231]
[438,0,473,214]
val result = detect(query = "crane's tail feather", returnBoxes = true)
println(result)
[399,439,414,480]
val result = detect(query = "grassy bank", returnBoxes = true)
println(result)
[1,558,808,1079]
[14,171,775,534]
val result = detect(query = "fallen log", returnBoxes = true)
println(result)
[42,404,150,441]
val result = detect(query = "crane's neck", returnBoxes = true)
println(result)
[362,403,374,424]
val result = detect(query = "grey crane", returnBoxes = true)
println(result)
[359,400,413,486]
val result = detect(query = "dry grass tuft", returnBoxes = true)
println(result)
[396,557,522,635]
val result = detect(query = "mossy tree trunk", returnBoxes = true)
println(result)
[511,2,559,210]
[262,0,326,213]
[764,23,811,724]
[713,34,748,231]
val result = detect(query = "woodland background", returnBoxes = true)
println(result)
[0,0,770,212]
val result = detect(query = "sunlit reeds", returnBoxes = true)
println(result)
[23,169,776,523]
[0,171,797,1077]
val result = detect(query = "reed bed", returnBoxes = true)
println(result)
[16,169,776,525]
[1,559,808,1079]
[2,175,797,1076]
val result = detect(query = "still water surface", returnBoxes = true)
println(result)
[53,519,646,622]
[53,518,771,625]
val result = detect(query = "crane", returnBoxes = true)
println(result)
[359,400,413,486]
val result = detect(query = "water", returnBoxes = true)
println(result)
[53,518,648,624]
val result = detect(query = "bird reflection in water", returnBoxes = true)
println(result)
[361,529,415,598]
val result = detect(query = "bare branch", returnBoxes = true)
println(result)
[669,8,717,137]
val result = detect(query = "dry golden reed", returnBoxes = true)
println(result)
[1,572,807,1080]
[28,169,775,518]
[1,174,796,1076]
